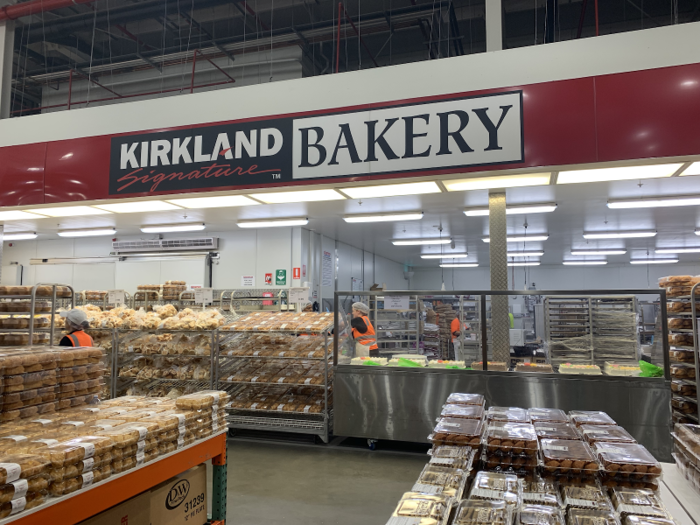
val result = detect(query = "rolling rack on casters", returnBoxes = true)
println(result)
[217,323,333,443]
[369,295,421,356]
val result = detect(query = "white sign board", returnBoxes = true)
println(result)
[289,287,309,304]
[384,296,410,310]
[322,251,333,287]
[195,288,213,305]
[241,275,255,287]
[107,290,125,304]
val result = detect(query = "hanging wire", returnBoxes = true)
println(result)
[534,0,537,45]
[179,0,195,93]
[86,3,99,105]
[160,0,168,94]
[105,0,114,95]
[358,0,361,70]
[269,0,273,81]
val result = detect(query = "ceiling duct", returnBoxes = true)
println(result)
[111,238,219,254]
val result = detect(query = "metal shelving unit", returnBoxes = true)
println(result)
[229,289,293,314]
[591,296,638,365]
[544,297,593,366]
[217,324,333,443]
[668,284,700,424]
[369,295,421,356]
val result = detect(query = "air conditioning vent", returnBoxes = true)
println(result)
[112,237,218,253]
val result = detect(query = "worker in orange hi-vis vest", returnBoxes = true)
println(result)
[59,309,94,347]
[350,302,378,357]
[450,316,467,362]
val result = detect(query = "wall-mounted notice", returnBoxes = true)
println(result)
[275,270,287,286]
[241,275,255,287]
[351,278,363,292]
[293,267,301,280]
[264,273,272,285]
[302,265,307,278]
[189,284,203,289]
[384,295,410,310]
[195,288,213,305]
[322,250,333,287]
[107,290,125,304]
[289,287,309,303]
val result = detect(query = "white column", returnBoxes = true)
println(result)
[485,0,503,52]
[0,20,14,119]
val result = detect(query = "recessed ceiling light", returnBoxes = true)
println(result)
[341,182,441,199]
[444,173,551,192]
[630,259,678,265]
[166,195,258,208]
[571,249,627,256]
[249,189,344,204]
[607,195,700,209]
[583,231,656,239]
[0,211,45,221]
[694,230,700,236]
[507,251,544,257]
[508,262,541,267]
[3,232,37,240]
[57,227,117,238]
[92,201,182,213]
[483,235,549,243]
[26,206,112,217]
[655,247,700,254]
[563,261,607,266]
[343,212,424,223]
[464,203,558,216]
[421,253,469,259]
[680,162,700,176]
[237,217,309,228]
[393,239,451,246]
[558,163,682,184]
[439,263,479,268]
[140,223,206,233]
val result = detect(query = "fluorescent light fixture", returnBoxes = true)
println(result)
[563,261,608,266]
[583,231,656,239]
[92,201,182,213]
[508,251,544,257]
[607,195,700,209]
[166,195,258,208]
[57,227,116,238]
[3,232,37,241]
[508,262,541,267]
[680,162,700,177]
[0,211,45,221]
[656,247,700,254]
[444,173,551,192]
[464,203,558,216]
[249,189,344,204]
[237,217,309,228]
[27,206,111,217]
[558,163,682,184]
[630,259,678,265]
[393,239,451,246]
[571,249,627,256]
[343,212,424,223]
[483,235,549,243]
[694,230,700,236]
[421,253,469,259]
[341,182,441,199]
[140,223,206,233]
[439,263,479,268]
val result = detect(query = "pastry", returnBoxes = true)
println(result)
[453,500,509,525]
[517,504,564,525]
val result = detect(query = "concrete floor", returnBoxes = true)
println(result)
[223,439,428,524]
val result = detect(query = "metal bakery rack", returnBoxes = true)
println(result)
[369,295,421,356]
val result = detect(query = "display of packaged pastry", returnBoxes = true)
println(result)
[0,490,46,519]
[429,418,483,448]
[593,443,662,479]
[471,361,508,371]
[0,454,50,482]
[534,422,582,441]
[175,391,230,410]
[560,482,612,511]
[444,393,485,406]
[468,471,521,506]
[452,500,510,525]
[610,488,669,518]
[485,422,538,457]
[579,425,637,445]
[0,474,49,503]
[670,363,696,379]
[521,479,562,507]
[566,508,620,525]
[671,380,696,397]
[487,407,530,423]
[516,504,565,525]
[412,464,469,498]
[558,364,602,375]
[540,439,599,476]
[41,436,112,467]
[440,404,484,420]
[669,333,694,347]
[671,397,697,414]
[569,411,616,427]
[386,491,453,525]
[527,409,567,423]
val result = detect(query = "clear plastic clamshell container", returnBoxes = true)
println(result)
[560,481,612,511]
[485,422,538,458]
[429,418,484,448]
[445,393,485,407]
[540,439,599,477]
[516,504,565,525]
[385,491,453,525]
[440,404,485,420]
[487,407,530,423]
[566,508,620,525]
[579,425,636,446]
[592,443,663,480]
[468,471,521,508]
[534,422,582,441]
[527,409,568,424]
[453,500,510,525]
[610,487,669,518]
[412,464,469,499]
[568,411,616,427]
[521,479,562,507]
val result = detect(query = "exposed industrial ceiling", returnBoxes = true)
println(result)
[8,0,700,115]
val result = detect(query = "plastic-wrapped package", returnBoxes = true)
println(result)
[445,393,485,406]
[175,391,230,410]
[593,443,663,480]
[560,482,612,511]
[41,436,112,468]
[487,407,530,423]
[428,446,475,470]
[516,505,564,525]
[534,422,582,441]
[522,479,562,507]
[0,490,46,518]
[569,411,616,427]
[440,404,485,420]
[540,440,599,477]
[429,418,484,448]
[580,425,637,446]
[486,423,538,457]
[412,464,469,499]
[468,471,521,507]
[385,492,453,525]
[528,409,568,423]
[452,500,510,525]
[610,488,669,518]
[0,474,49,503]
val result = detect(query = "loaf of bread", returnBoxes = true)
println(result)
[41,436,112,467]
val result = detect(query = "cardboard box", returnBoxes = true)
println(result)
[150,465,207,525]
[79,491,150,525]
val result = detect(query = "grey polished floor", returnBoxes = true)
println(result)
[222,439,427,524]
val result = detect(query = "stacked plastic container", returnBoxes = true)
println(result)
[384,393,675,525]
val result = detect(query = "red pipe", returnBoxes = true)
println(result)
[594,0,599,36]
[335,2,342,73]
[0,0,93,21]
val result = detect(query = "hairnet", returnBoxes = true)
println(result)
[352,302,370,314]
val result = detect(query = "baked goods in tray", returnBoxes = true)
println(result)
[412,464,469,498]
[487,407,530,423]
[522,479,562,507]
[672,396,697,414]
[517,504,565,525]
[669,333,694,347]
[0,454,50,482]
[569,411,616,427]
[528,409,567,423]
[534,422,581,441]
[540,439,599,476]
[592,443,662,479]
[670,363,696,379]
[580,425,637,445]
[41,436,112,467]
[428,445,475,470]
[429,418,483,448]
[515,363,554,374]
[566,508,619,525]
[175,391,230,410]
[485,422,538,457]
[445,393,485,406]
[671,380,696,397]
[610,488,669,518]
[560,482,612,511]
[0,474,49,503]
[471,361,508,371]
[659,275,700,287]
[0,490,46,518]
[453,500,510,525]
[468,471,521,506]
[669,349,695,363]
[440,404,484,420]
[387,491,453,525]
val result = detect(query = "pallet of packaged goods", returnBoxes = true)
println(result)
[661,275,700,425]
[218,312,333,442]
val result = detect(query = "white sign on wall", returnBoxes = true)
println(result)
[384,296,410,310]
[289,287,309,303]
[195,288,213,305]
[321,251,333,287]
[241,275,255,287]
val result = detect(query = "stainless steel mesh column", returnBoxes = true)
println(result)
[489,192,510,362]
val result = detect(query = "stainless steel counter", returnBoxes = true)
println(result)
[334,366,673,461]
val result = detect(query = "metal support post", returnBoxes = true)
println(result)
[335,2,342,73]
[544,0,558,43]
[489,192,510,364]
[484,0,502,51]
[0,21,13,119]
[211,447,228,525]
